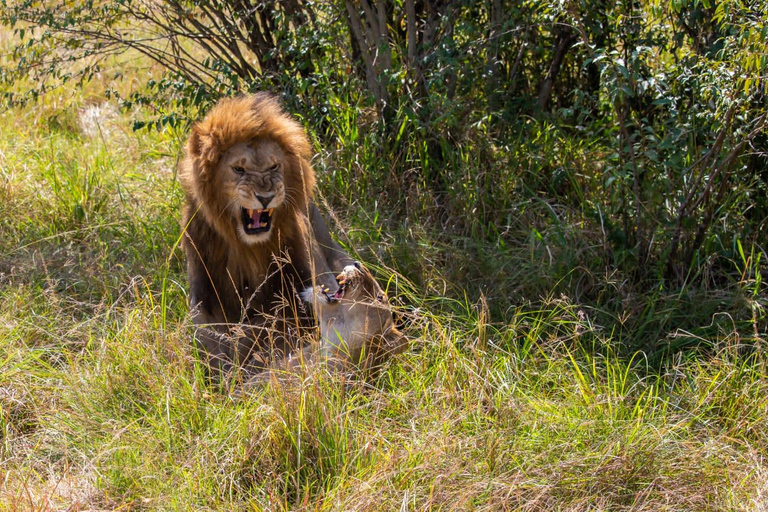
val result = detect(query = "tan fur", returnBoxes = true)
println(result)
[179,94,314,250]
[244,263,407,388]
[301,263,404,367]
[179,93,343,374]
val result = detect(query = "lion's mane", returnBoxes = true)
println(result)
[180,92,315,250]
[179,93,321,366]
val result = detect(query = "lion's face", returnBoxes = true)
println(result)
[216,139,288,245]
[324,263,390,308]
[301,262,396,340]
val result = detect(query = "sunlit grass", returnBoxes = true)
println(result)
[0,87,766,510]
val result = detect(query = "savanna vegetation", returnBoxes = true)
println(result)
[1,0,767,509]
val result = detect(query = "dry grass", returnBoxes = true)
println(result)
[0,80,767,511]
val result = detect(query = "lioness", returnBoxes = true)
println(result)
[244,262,406,385]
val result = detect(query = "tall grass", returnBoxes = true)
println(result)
[1,91,767,510]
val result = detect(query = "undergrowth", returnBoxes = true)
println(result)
[0,86,766,510]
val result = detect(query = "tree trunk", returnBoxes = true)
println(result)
[343,0,392,119]
[485,0,502,110]
[537,27,576,111]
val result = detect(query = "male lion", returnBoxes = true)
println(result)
[179,93,355,374]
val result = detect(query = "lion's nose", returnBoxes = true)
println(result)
[255,194,275,208]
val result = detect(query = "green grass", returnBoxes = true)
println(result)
[1,93,767,510]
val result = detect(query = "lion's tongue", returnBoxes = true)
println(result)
[333,275,346,299]
[246,208,272,228]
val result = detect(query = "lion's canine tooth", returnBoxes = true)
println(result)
[267,208,274,217]
[247,208,254,217]
[247,223,253,229]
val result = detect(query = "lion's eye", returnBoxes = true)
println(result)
[232,166,245,175]
[268,163,280,173]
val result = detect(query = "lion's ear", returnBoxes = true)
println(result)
[188,125,222,167]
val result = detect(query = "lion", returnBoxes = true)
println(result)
[301,261,406,369]
[243,262,407,387]
[179,93,354,374]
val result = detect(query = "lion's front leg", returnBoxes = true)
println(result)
[239,338,350,391]
[191,312,236,376]
[189,287,265,378]
[192,308,264,377]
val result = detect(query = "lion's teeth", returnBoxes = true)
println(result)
[267,208,273,217]
[247,209,254,217]
[247,223,253,229]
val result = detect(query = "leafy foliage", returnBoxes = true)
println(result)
[1,0,766,348]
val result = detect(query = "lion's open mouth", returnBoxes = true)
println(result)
[241,207,273,235]
[323,272,350,303]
